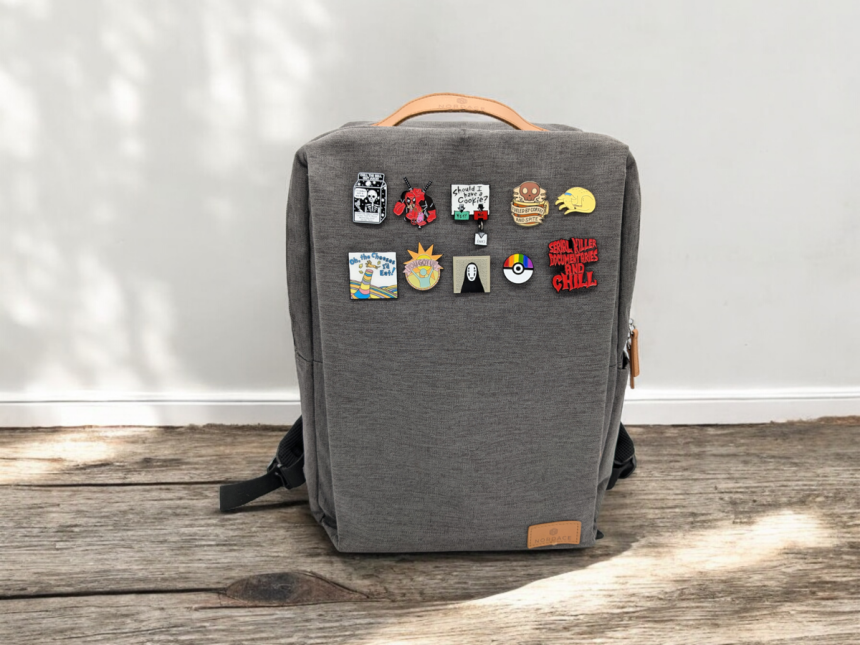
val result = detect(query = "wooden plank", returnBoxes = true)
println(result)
[0,424,287,485]
[0,592,858,644]
[2,423,859,605]
[0,482,646,601]
[0,422,858,643]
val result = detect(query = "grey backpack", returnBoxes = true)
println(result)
[220,94,640,553]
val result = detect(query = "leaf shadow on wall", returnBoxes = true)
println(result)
[0,0,345,411]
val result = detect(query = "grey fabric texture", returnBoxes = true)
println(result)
[286,120,640,552]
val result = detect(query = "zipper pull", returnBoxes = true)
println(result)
[627,319,640,389]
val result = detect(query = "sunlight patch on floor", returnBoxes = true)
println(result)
[0,426,152,484]
[476,510,832,610]
[364,511,836,645]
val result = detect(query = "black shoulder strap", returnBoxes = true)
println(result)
[607,422,637,490]
[219,417,306,512]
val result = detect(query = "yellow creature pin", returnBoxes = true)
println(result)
[555,187,596,214]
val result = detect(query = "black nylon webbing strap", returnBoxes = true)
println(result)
[219,471,284,511]
[607,423,637,490]
[219,417,306,511]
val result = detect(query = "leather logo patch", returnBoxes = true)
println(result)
[527,521,582,549]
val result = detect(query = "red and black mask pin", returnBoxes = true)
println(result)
[393,177,436,228]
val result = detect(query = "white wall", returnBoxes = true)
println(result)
[2,0,859,426]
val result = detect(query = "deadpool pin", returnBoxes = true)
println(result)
[393,177,436,228]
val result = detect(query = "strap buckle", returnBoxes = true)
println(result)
[607,453,637,490]
[267,453,305,490]
[219,417,306,512]
[616,453,637,480]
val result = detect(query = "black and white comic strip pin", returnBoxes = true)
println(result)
[353,173,387,224]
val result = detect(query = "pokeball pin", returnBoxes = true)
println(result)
[503,254,534,284]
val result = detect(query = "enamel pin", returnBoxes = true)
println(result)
[555,187,596,214]
[404,243,443,291]
[503,254,534,284]
[352,173,387,224]
[451,184,490,245]
[548,238,599,293]
[393,177,436,228]
[511,181,549,226]
[453,256,491,294]
[349,252,398,299]
[451,184,490,220]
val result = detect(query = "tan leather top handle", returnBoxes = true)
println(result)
[373,93,546,131]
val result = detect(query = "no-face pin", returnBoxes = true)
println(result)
[453,256,491,294]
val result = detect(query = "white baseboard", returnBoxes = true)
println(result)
[1,388,858,428]
[622,387,860,425]
[0,392,303,428]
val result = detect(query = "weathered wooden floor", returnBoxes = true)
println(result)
[1,420,858,644]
